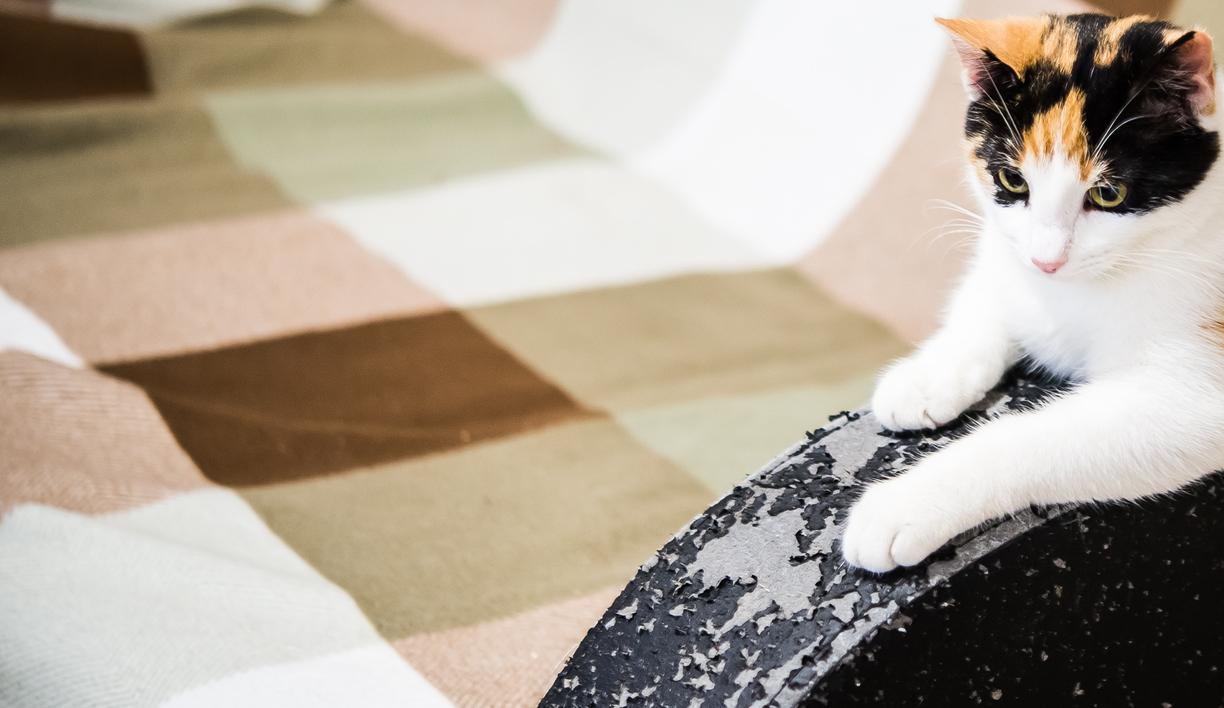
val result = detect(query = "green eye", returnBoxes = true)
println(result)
[997,167,1028,194]
[1088,182,1127,208]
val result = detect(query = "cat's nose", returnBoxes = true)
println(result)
[1031,257,1067,274]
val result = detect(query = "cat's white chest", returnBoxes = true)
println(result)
[1001,268,1200,378]
[998,273,1150,377]
[1006,291,1098,377]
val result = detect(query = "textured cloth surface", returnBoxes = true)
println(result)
[0,0,1180,705]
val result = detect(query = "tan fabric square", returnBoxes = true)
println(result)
[0,352,207,515]
[466,269,907,411]
[0,209,443,363]
[142,1,470,93]
[0,97,289,246]
[239,419,710,636]
[1097,0,1174,15]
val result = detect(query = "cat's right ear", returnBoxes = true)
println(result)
[937,17,994,98]
[935,17,1034,99]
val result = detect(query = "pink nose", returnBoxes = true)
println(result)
[1031,257,1066,274]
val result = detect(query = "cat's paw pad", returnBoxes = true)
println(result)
[841,476,958,573]
[871,356,993,432]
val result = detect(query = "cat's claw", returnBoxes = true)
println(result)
[871,354,998,432]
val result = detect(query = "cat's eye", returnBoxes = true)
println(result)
[1088,182,1128,209]
[996,167,1028,194]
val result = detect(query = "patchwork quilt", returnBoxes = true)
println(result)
[0,0,1191,705]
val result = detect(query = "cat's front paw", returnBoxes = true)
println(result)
[841,472,963,573]
[871,354,997,432]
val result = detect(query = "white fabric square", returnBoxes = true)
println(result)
[631,0,961,261]
[0,491,446,707]
[318,159,763,306]
[162,645,450,708]
[497,0,756,155]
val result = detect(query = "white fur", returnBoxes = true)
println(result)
[843,113,1224,573]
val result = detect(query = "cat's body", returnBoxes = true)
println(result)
[842,14,1224,572]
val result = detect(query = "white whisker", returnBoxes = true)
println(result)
[971,54,1022,150]
[926,199,985,223]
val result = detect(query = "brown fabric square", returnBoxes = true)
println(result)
[100,312,590,486]
[0,1,48,19]
[0,13,151,104]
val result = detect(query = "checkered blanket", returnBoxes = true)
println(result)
[0,0,1173,705]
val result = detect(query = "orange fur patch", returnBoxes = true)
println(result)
[1200,318,1224,348]
[1039,18,1080,74]
[1163,27,1188,46]
[937,16,1093,77]
[1022,88,1092,178]
[936,16,1049,78]
[1094,15,1154,66]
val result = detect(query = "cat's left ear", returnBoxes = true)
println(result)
[1162,29,1216,116]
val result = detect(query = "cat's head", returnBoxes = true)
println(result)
[940,14,1220,277]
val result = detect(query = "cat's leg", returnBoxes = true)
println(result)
[843,369,1224,572]
[872,267,1017,431]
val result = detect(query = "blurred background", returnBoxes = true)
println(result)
[0,0,1217,706]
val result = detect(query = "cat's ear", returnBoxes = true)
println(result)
[935,17,1044,97]
[1160,29,1216,116]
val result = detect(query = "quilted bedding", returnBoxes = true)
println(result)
[0,0,1192,705]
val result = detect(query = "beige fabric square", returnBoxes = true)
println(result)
[361,0,559,61]
[0,352,207,515]
[0,210,444,364]
[396,587,619,707]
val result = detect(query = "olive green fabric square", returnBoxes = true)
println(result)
[205,73,582,203]
[616,377,877,495]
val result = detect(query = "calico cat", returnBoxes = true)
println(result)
[842,14,1224,572]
